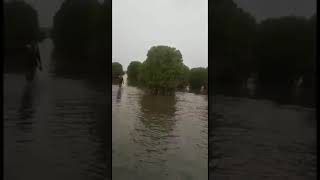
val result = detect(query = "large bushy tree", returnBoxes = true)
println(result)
[52,0,102,52]
[254,16,314,88]
[112,62,124,77]
[189,67,208,91]
[127,61,142,83]
[139,46,185,94]
[211,0,256,87]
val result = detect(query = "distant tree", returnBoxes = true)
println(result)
[52,0,101,52]
[177,64,190,90]
[188,67,208,91]
[254,16,313,88]
[139,46,185,94]
[112,62,124,77]
[51,0,110,76]
[211,0,256,88]
[4,1,40,49]
[127,61,142,84]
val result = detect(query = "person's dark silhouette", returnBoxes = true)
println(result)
[25,41,42,81]
[119,76,123,87]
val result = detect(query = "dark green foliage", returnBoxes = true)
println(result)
[4,1,40,49]
[51,0,110,77]
[211,0,256,87]
[210,0,316,93]
[127,61,142,84]
[52,0,108,53]
[189,67,208,91]
[254,16,315,88]
[177,64,190,90]
[138,46,185,94]
[112,62,124,77]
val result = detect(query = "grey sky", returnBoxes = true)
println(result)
[235,0,317,21]
[24,0,64,27]
[113,0,208,70]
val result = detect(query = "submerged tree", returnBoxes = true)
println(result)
[52,0,102,53]
[211,0,256,88]
[188,67,208,91]
[177,64,190,90]
[127,61,142,84]
[112,62,124,77]
[254,16,314,89]
[139,46,185,95]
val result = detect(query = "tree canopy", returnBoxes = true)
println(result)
[52,0,109,53]
[138,46,185,94]
[254,16,314,88]
[210,0,316,93]
[189,67,208,91]
[112,62,124,77]
[211,0,256,87]
[4,1,40,49]
[127,61,142,83]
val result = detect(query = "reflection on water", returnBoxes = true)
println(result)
[4,39,109,180]
[210,95,316,179]
[112,85,208,180]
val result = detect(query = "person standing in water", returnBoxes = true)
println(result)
[32,41,42,71]
[25,41,42,81]
[119,76,124,87]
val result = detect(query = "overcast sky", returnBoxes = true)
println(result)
[113,0,208,70]
[235,0,316,22]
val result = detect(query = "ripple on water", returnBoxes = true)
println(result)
[112,85,208,179]
[210,95,316,180]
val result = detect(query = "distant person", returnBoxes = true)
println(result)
[32,41,42,71]
[25,41,42,81]
[119,76,124,87]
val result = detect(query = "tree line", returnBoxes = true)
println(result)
[5,0,315,94]
[4,0,110,77]
[211,0,316,94]
[113,46,208,95]
[51,0,110,77]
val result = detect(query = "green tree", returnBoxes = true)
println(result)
[52,0,101,52]
[139,45,185,94]
[127,61,142,84]
[254,16,313,88]
[112,62,124,77]
[177,64,190,90]
[188,67,208,91]
[4,1,40,49]
[211,0,256,88]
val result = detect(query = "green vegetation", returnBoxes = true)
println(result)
[211,0,256,88]
[210,0,316,93]
[254,16,315,89]
[51,0,110,77]
[112,62,124,77]
[125,46,207,95]
[52,0,110,56]
[189,67,208,91]
[137,46,186,94]
[177,64,190,90]
[127,61,142,85]
[4,1,40,50]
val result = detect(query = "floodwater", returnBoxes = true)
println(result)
[4,39,109,180]
[210,94,317,179]
[112,77,208,180]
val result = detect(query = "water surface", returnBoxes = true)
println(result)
[210,95,316,179]
[4,39,109,180]
[112,80,208,180]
